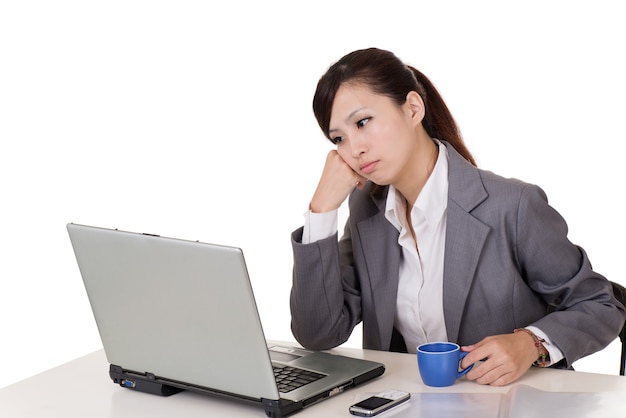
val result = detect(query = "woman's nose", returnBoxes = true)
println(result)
[350,136,367,158]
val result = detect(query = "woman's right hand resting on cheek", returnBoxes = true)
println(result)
[309,150,367,213]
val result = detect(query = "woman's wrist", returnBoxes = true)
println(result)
[514,328,550,367]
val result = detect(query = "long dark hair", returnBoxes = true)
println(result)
[312,48,476,168]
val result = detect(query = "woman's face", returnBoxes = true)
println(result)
[328,83,422,187]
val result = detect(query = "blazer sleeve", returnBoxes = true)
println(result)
[515,184,625,366]
[290,225,362,350]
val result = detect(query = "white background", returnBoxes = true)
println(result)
[1,1,624,388]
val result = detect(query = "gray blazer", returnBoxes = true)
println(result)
[290,142,625,367]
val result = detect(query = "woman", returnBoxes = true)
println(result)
[289,48,625,386]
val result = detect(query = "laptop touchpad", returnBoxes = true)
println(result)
[269,346,312,363]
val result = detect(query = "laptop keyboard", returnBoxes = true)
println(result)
[273,365,325,393]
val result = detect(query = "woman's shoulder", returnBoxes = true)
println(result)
[473,167,551,215]
[446,142,531,191]
[477,167,534,191]
[446,144,546,210]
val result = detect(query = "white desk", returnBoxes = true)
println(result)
[1,342,625,417]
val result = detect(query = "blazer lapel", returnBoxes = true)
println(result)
[443,143,490,343]
[443,202,490,342]
[356,195,401,350]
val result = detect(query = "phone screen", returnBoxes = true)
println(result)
[352,396,394,410]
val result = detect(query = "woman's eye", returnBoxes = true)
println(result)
[356,118,370,128]
[331,136,343,145]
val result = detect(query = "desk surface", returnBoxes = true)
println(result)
[1,342,625,418]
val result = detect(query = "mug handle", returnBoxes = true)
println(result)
[457,351,474,378]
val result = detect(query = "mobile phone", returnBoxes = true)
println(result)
[348,389,410,416]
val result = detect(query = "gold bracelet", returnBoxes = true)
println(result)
[514,328,550,368]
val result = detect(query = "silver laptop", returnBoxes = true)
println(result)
[67,223,384,417]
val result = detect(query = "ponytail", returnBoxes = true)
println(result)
[408,66,476,167]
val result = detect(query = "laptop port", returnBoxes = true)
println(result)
[121,379,136,388]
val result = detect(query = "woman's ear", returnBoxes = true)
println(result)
[405,91,425,125]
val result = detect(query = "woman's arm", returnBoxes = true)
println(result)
[290,227,362,350]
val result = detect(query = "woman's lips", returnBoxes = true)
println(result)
[359,161,378,175]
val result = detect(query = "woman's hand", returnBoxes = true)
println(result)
[309,150,367,213]
[460,332,539,386]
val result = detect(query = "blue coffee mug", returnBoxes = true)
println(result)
[417,342,473,387]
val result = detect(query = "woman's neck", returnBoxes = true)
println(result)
[396,137,439,207]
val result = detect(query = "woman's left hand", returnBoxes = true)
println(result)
[460,332,539,386]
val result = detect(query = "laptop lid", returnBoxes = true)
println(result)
[67,223,384,416]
